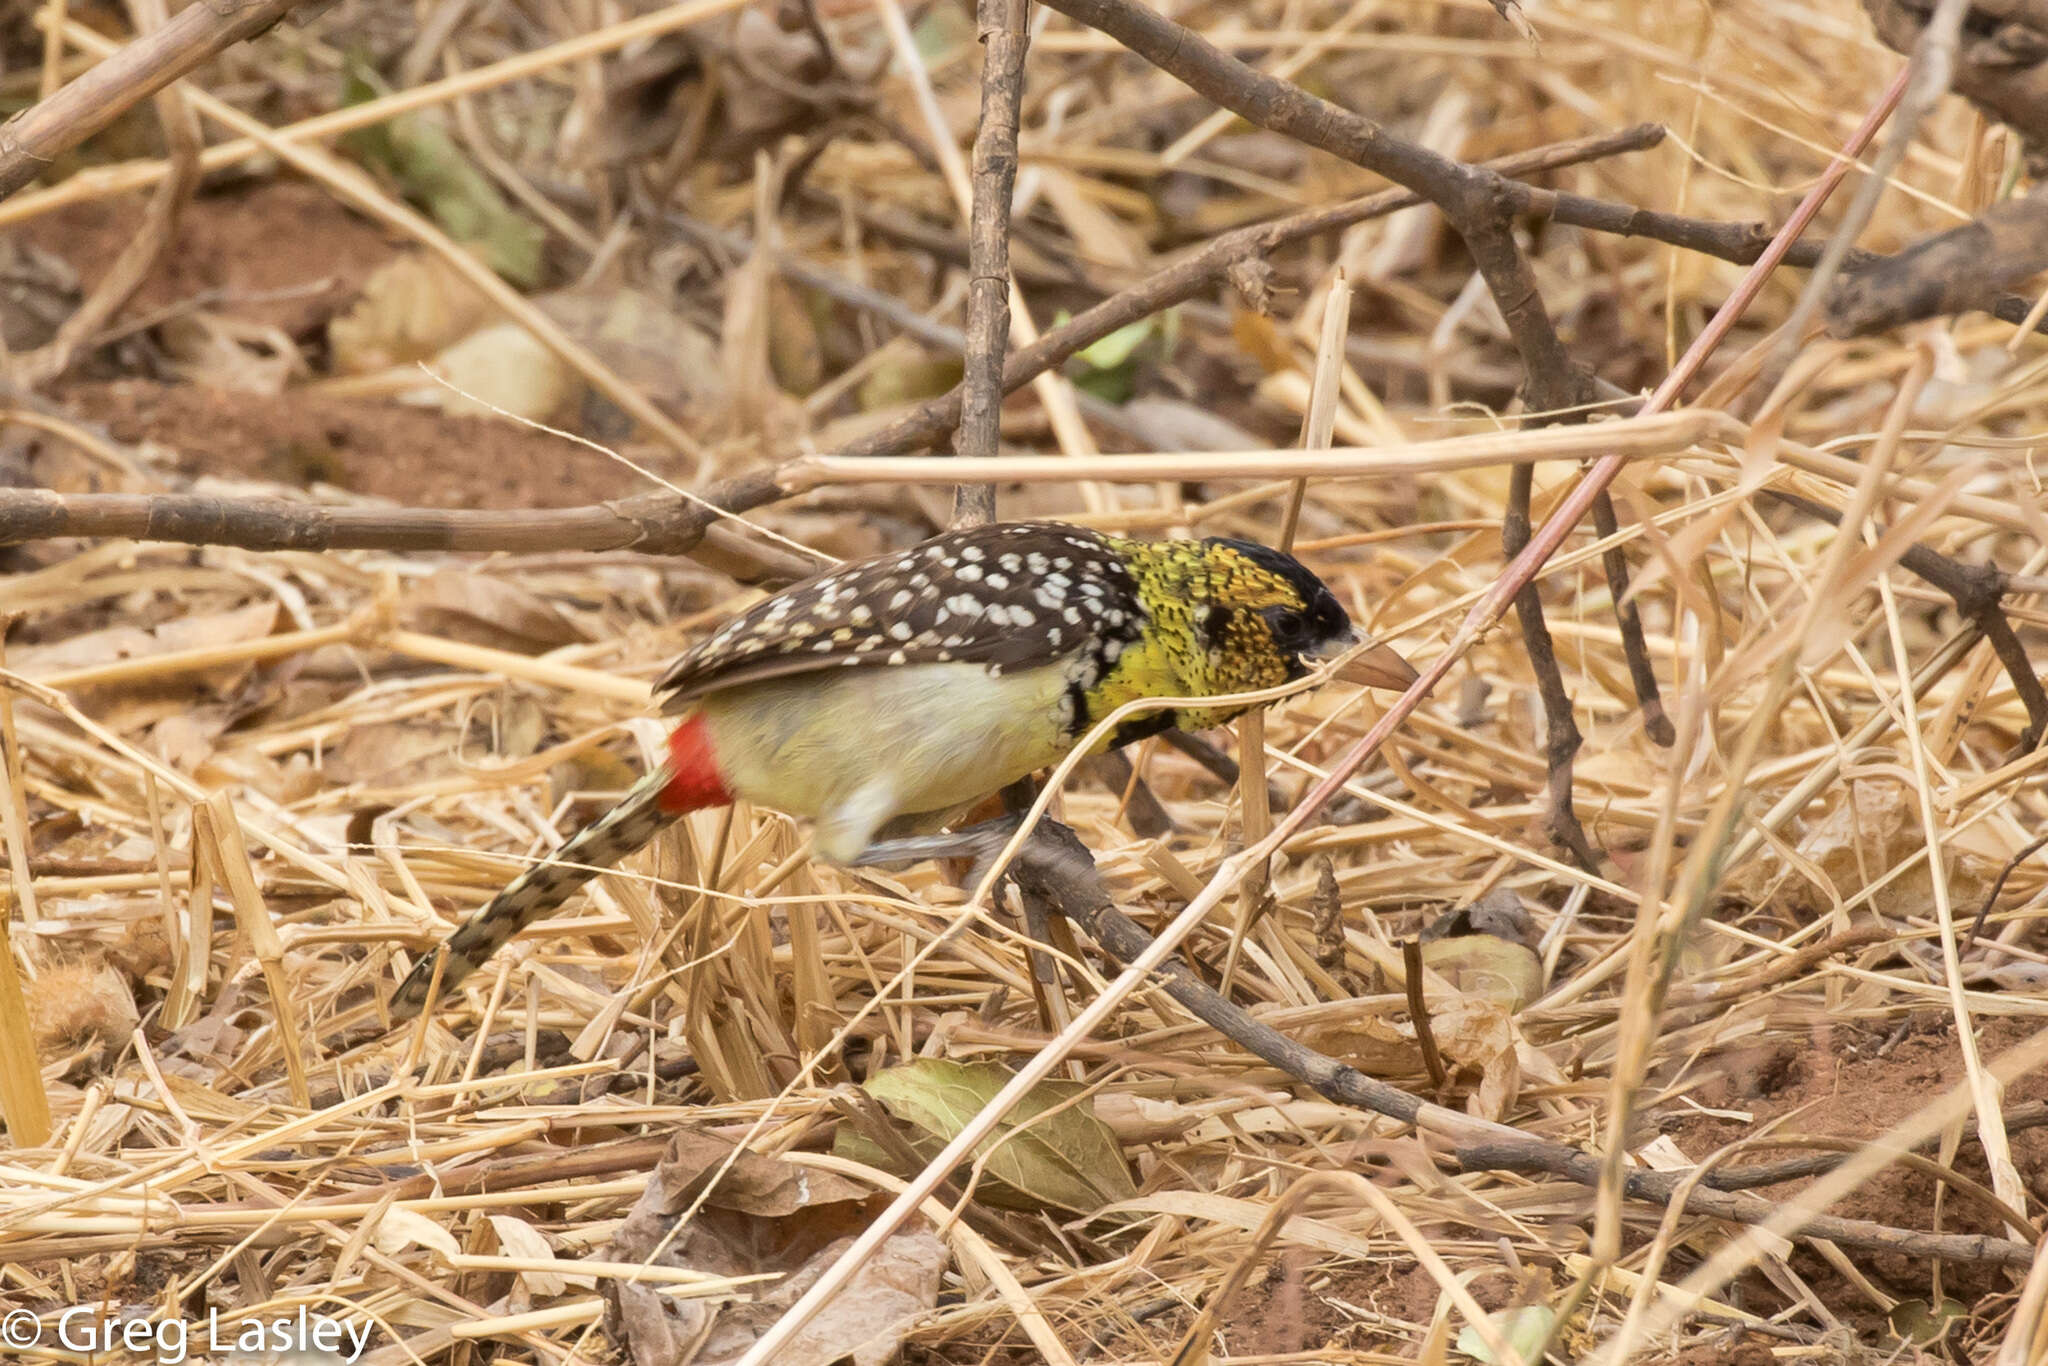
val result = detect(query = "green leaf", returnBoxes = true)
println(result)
[1074,364,1137,405]
[836,1059,1137,1214]
[910,2,975,64]
[1075,317,1159,372]
[1455,1306,1556,1364]
[856,355,964,411]
[1421,935,1544,1011]
[341,60,544,286]
[1889,1297,1968,1345]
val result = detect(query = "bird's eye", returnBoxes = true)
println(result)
[1262,606,1309,647]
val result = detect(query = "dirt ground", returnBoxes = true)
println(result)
[13,181,399,339]
[60,377,645,507]
[19,181,650,509]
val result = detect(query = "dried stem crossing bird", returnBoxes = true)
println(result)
[389,520,1416,1019]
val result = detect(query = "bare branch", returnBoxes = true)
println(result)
[954,0,1031,527]
[1004,820,2036,1270]
[0,472,796,567]
[0,0,305,199]
[1827,189,2048,335]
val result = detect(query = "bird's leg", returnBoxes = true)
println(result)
[813,776,903,865]
[998,774,1039,817]
[848,812,1028,893]
[853,810,1089,1032]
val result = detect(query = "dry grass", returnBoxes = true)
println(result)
[3,0,2048,1362]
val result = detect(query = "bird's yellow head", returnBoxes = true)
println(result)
[1086,534,1413,745]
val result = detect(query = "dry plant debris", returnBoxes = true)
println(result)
[2,1,2048,1364]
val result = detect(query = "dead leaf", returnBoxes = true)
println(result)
[487,1214,594,1298]
[402,571,591,654]
[720,7,836,145]
[344,74,543,286]
[652,1129,872,1217]
[1426,992,1523,1120]
[370,1205,462,1260]
[422,321,578,421]
[329,250,496,375]
[1759,776,1993,921]
[767,277,824,396]
[13,602,280,701]
[1302,992,1526,1120]
[1092,1092,1203,1145]
[159,312,306,394]
[603,1130,946,1366]
[11,624,157,676]
[26,955,138,1053]
[535,286,725,414]
[1421,935,1544,1012]
[856,352,965,411]
[152,709,234,771]
[834,1058,1137,1213]
[1231,306,1295,375]
[325,720,460,788]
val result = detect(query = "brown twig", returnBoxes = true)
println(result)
[1592,490,1675,746]
[1967,832,2048,950]
[1086,750,1174,839]
[1031,0,1588,410]
[1827,189,2048,336]
[0,411,1723,563]
[1504,464,1601,868]
[1032,0,1634,863]
[0,0,305,200]
[1864,0,2048,174]
[1773,0,1972,361]
[1760,487,2048,751]
[1697,1104,2048,1191]
[1674,925,1896,1003]
[1516,187,2048,335]
[837,122,1664,461]
[1401,938,1449,1091]
[0,471,797,568]
[953,0,1031,528]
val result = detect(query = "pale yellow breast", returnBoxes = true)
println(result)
[695,661,1073,854]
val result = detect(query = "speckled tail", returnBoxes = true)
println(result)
[388,768,679,1020]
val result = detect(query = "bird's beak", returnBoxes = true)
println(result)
[1327,635,1420,692]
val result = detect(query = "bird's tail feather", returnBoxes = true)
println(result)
[389,766,680,1020]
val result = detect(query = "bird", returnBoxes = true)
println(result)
[388,520,1416,1019]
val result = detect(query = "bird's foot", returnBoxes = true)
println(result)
[850,812,1027,892]
[853,814,1110,919]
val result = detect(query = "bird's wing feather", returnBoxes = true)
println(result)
[656,522,1142,712]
